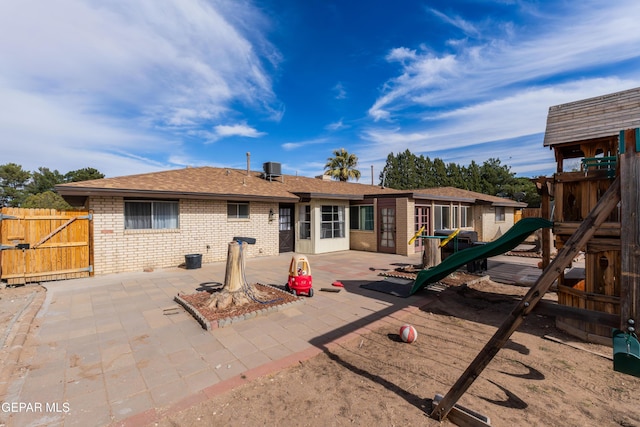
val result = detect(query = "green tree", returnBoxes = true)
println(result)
[64,167,104,182]
[324,148,361,182]
[379,150,534,205]
[431,158,448,187]
[500,177,541,207]
[464,160,483,192]
[416,155,435,188]
[480,158,515,195]
[0,163,31,207]
[380,149,419,189]
[446,163,465,189]
[21,191,73,210]
[26,167,65,195]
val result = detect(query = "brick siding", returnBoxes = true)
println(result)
[90,196,279,275]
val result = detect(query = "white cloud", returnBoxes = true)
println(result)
[0,79,177,176]
[368,53,458,121]
[371,1,640,119]
[333,82,347,100]
[213,123,266,139]
[325,119,349,131]
[360,1,640,176]
[386,47,418,63]
[281,138,328,151]
[428,8,480,38]
[0,0,280,175]
[361,78,640,176]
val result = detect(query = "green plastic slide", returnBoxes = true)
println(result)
[410,217,553,295]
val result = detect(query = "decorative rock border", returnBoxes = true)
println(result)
[174,283,304,330]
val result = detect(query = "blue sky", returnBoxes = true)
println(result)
[2,1,640,184]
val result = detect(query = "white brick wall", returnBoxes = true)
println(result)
[90,197,279,275]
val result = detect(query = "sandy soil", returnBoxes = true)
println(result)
[2,276,639,427]
[0,284,45,399]
[155,279,640,427]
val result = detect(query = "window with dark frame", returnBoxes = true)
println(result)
[350,205,374,231]
[453,205,471,228]
[227,202,250,219]
[124,200,179,230]
[434,205,451,230]
[495,206,506,222]
[461,206,470,227]
[299,205,311,239]
[321,205,345,239]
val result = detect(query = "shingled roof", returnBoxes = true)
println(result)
[56,166,524,206]
[543,86,640,147]
[56,167,298,202]
[410,187,527,207]
[55,166,400,202]
[281,175,402,200]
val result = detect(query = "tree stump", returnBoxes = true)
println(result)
[224,240,246,293]
[422,239,441,269]
[207,241,268,310]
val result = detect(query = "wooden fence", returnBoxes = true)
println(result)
[0,208,92,285]
[521,207,542,218]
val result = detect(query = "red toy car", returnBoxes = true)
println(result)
[285,254,313,297]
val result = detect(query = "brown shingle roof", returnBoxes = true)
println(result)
[55,166,401,202]
[281,175,403,200]
[410,187,527,207]
[55,166,524,206]
[56,167,299,202]
[543,86,640,147]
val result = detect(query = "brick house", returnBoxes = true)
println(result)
[56,165,525,275]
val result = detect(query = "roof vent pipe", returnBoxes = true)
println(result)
[246,152,251,176]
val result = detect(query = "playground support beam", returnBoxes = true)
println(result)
[538,177,553,269]
[620,128,640,330]
[431,175,621,422]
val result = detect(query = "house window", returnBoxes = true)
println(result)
[453,206,459,228]
[279,207,291,231]
[299,205,311,239]
[125,200,179,230]
[227,202,250,219]
[321,205,345,239]
[434,205,451,230]
[414,206,429,248]
[453,205,471,228]
[495,206,506,222]
[350,205,374,231]
[461,206,471,227]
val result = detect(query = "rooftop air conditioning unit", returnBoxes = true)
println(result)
[263,162,282,179]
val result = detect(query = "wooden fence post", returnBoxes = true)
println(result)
[620,128,640,329]
[536,177,553,269]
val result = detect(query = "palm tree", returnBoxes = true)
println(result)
[324,148,361,182]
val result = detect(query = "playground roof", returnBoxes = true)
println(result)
[544,86,640,148]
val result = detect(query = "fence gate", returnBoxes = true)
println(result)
[0,207,92,285]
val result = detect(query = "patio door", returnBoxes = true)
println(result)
[378,200,396,254]
[278,204,294,253]
[414,205,430,254]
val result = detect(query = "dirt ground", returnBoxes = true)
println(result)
[155,278,640,427]
[0,284,45,399]
[2,277,640,427]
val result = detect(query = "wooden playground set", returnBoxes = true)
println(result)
[428,88,640,424]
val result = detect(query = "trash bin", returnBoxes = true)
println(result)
[185,254,202,269]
